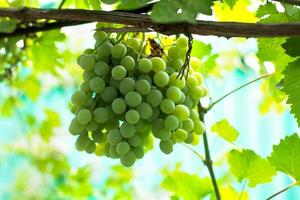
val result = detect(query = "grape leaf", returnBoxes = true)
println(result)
[191,40,212,59]
[256,2,277,18]
[211,119,239,143]
[88,0,101,10]
[151,0,213,23]
[211,186,249,200]
[280,59,300,125]
[161,170,212,200]
[224,0,237,9]
[268,133,300,182]
[117,0,151,10]
[282,37,300,58]
[227,149,276,187]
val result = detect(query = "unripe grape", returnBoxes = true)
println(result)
[120,122,136,138]
[135,79,151,95]
[85,141,96,154]
[111,43,127,59]
[168,46,181,59]
[71,90,87,106]
[127,38,142,52]
[193,72,204,85]
[128,135,141,147]
[160,98,175,114]
[190,86,204,100]
[153,71,169,87]
[173,105,190,121]
[86,119,99,131]
[94,61,110,77]
[80,81,90,93]
[94,107,108,123]
[75,134,91,151]
[93,31,108,44]
[186,75,198,88]
[169,73,185,89]
[138,58,152,73]
[101,86,118,102]
[164,115,179,131]
[174,129,188,142]
[184,132,194,144]
[190,57,201,71]
[97,42,113,58]
[92,131,105,143]
[151,57,166,72]
[146,89,163,107]
[159,140,173,154]
[120,151,136,167]
[170,59,184,71]
[108,129,123,145]
[116,141,130,155]
[112,98,127,114]
[136,102,153,120]
[149,107,160,121]
[182,118,194,132]
[132,147,144,159]
[194,120,205,135]
[119,77,135,95]
[90,77,105,93]
[112,65,126,80]
[125,91,142,107]
[77,108,92,125]
[125,110,140,124]
[176,37,188,49]
[69,118,85,135]
[158,128,171,141]
[166,86,182,103]
[121,56,135,71]
[77,54,96,70]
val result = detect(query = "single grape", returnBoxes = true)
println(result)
[168,46,181,59]
[92,131,105,143]
[101,86,118,102]
[178,92,186,104]
[184,132,194,144]
[138,58,152,73]
[76,109,92,125]
[112,65,126,80]
[160,98,175,114]
[94,61,110,77]
[125,110,140,124]
[110,146,120,158]
[127,38,142,52]
[119,77,135,95]
[186,75,198,88]
[158,128,171,141]
[80,81,90,93]
[77,54,96,70]
[97,42,113,58]
[165,66,176,74]
[94,107,109,123]
[112,98,127,114]
[170,59,184,71]
[166,86,182,103]
[169,73,186,89]
[75,134,91,151]
[120,151,136,167]
[174,129,188,142]
[132,147,144,159]
[194,120,205,135]
[120,122,136,138]
[93,31,108,44]
[173,105,190,121]
[190,86,204,100]
[182,118,194,132]
[71,90,87,106]
[111,43,127,59]
[151,57,166,72]
[85,141,96,154]
[120,56,135,71]
[159,140,173,154]
[190,57,202,71]
[164,115,179,131]
[136,102,153,120]
[125,91,142,107]
[116,141,130,155]
[135,79,151,95]
[90,77,105,93]
[128,135,141,147]
[176,37,188,49]
[69,118,85,135]
[193,72,204,85]
[190,109,199,121]
[146,89,163,107]
[107,129,123,145]
[153,71,169,87]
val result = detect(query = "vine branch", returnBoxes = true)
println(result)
[0,8,300,38]
[266,182,298,200]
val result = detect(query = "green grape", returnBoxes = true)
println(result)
[135,79,151,95]
[183,95,194,109]
[77,54,96,70]
[125,91,142,107]
[165,66,176,74]
[110,146,120,158]
[127,38,142,52]
[159,140,173,154]
[166,86,182,103]
[125,110,140,124]
[93,31,108,44]
[178,92,186,104]
[138,74,152,84]
[101,86,118,102]
[182,118,194,132]
[174,129,188,142]
[132,147,144,159]
[173,105,190,121]
[84,48,94,54]
[112,98,127,114]
[190,109,199,121]
[186,75,198,88]
[190,57,202,71]
[75,134,91,151]
[111,43,127,59]
[136,102,153,120]
[109,77,120,89]
[168,46,181,59]
[83,70,96,81]
[76,108,92,125]
[71,90,87,106]
[98,55,110,63]
[104,143,111,157]
[104,105,114,119]
[116,141,130,155]
[86,119,99,131]
[201,86,208,97]
[184,132,194,144]
[190,86,204,100]
[151,57,166,72]
[158,128,171,141]
[153,71,169,87]
[95,144,105,156]
[84,97,96,108]
[120,56,135,71]
[169,73,186,89]
[120,151,136,167]
[97,42,113,58]
[90,77,105,93]
[108,129,123,145]
[164,115,179,131]
[94,61,110,77]
[85,141,96,154]
[193,72,204,84]
[176,37,188,49]
[146,89,163,107]
[149,107,161,122]
[94,107,108,123]
[160,98,175,114]
[170,59,184,71]
[69,118,85,135]
[119,77,135,95]
[128,135,141,147]
[120,122,136,138]
[138,58,152,73]
[194,120,205,135]
[80,81,90,93]
[112,65,126,80]
[92,131,105,143]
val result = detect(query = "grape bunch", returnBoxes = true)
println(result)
[69,31,207,167]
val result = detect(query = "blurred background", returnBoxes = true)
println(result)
[0,0,300,199]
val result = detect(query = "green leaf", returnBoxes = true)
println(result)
[211,119,239,143]
[282,37,300,58]
[117,0,151,10]
[224,0,237,9]
[280,59,300,125]
[191,40,212,59]
[0,18,18,33]
[227,149,276,187]
[151,0,213,23]
[88,0,101,10]
[161,170,212,200]
[268,133,300,182]
[256,2,277,18]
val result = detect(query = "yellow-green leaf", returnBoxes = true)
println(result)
[211,119,239,143]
